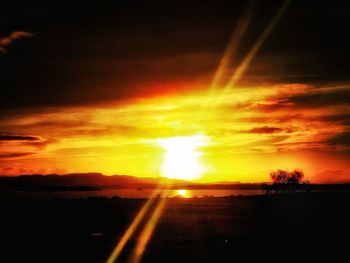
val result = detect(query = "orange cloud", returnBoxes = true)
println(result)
[0,82,349,182]
[0,31,34,53]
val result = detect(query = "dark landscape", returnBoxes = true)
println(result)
[2,173,350,191]
[1,190,350,262]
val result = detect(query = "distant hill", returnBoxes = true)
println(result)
[0,173,349,191]
[0,173,188,191]
[0,173,265,191]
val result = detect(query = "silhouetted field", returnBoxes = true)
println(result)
[1,192,349,262]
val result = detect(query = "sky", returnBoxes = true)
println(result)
[1,0,350,183]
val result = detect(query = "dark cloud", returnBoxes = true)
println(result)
[0,0,349,111]
[0,152,35,159]
[322,114,350,125]
[275,141,330,151]
[22,138,55,149]
[0,134,44,141]
[250,99,294,112]
[327,131,350,147]
[289,87,350,108]
[254,86,350,112]
[242,1,350,86]
[0,31,33,53]
[247,126,283,134]
[239,114,303,124]
[0,134,52,149]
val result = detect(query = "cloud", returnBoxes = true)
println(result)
[288,86,350,108]
[327,131,350,148]
[247,126,283,134]
[255,85,350,112]
[0,31,34,53]
[322,114,350,125]
[0,134,52,151]
[0,134,44,141]
[0,152,35,159]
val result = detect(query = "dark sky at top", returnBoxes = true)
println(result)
[1,0,349,111]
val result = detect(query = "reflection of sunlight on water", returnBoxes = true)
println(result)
[175,189,191,198]
[11,189,265,200]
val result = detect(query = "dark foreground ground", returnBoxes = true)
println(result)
[1,192,350,262]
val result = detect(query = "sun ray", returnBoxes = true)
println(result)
[209,2,253,91]
[127,198,167,263]
[105,179,173,263]
[105,193,157,263]
[223,0,293,91]
[206,0,293,115]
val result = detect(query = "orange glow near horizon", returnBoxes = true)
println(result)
[1,85,349,183]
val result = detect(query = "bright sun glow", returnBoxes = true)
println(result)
[176,189,190,198]
[157,135,208,180]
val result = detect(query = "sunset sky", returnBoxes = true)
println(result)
[1,1,349,183]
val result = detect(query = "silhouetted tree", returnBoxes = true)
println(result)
[265,169,308,194]
[270,169,304,184]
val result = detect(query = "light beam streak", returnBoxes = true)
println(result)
[209,2,253,91]
[105,188,162,263]
[224,0,293,90]
[106,181,171,263]
[208,0,292,111]
[127,198,167,263]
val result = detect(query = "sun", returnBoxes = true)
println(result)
[157,135,208,180]
[176,189,190,198]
